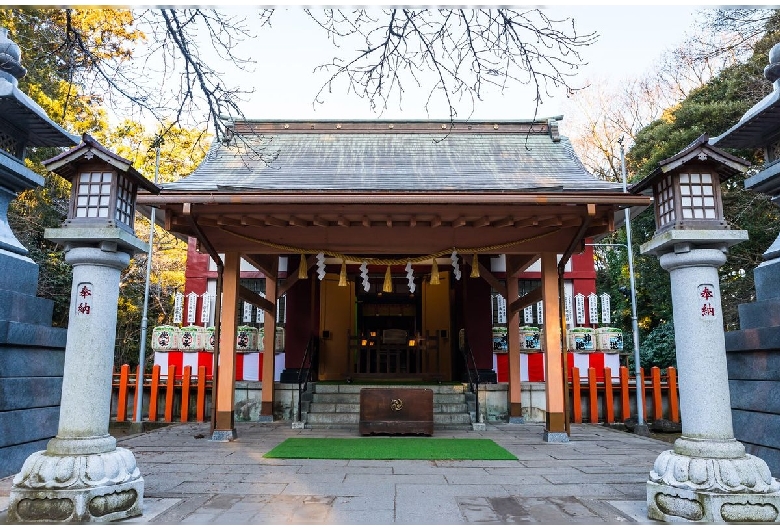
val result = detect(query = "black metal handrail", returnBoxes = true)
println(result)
[461,335,481,424]
[297,335,318,422]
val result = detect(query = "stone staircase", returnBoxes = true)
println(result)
[299,383,477,430]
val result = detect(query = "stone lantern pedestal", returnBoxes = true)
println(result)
[6,229,147,523]
[642,231,780,523]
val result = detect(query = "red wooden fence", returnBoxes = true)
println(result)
[111,364,680,425]
[112,364,212,423]
[569,365,680,424]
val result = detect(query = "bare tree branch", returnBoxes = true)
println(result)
[305,8,597,122]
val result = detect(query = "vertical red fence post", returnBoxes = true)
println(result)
[571,367,582,423]
[668,366,680,423]
[181,366,192,422]
[588,367,598,424]
[620,366,630,421]
[197,366,206,422]
[639,367,649,421]
[651,366,663,420]
[165,365,176,422]
[149,365,160,422]
[603,367,614,424]
[117,364,129,422]
[132,364,142,421]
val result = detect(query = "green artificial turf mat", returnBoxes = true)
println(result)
[264,437,517,460]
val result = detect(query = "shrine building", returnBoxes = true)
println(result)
[137,119,650,440]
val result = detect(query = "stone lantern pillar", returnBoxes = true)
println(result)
[632,135,780,523]
[6,134,159,523]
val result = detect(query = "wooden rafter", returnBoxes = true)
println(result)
[243,254,278,279]
[238,285,275,314]
[263,215,286,227]
[241,215,264,226]
[506,254,539,277]
[508,286,542,316]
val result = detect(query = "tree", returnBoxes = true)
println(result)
[4,7,598,142]
[305,8,597,120]
[566,8,780,368]
[108,123,209,368]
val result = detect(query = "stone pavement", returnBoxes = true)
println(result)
[0,422,669,524]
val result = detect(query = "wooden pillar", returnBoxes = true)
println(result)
[541,252,568,441]
[213,251,239,440]
[261,257,278,417]
[507,275,522,419]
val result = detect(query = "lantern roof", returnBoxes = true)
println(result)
[0,27,79,150]
[630,135,749,194]
[0,84,80,148]
[42,133,160,194]
[711,42,780,149]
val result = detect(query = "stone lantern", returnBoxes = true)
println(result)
[632,135,780,523]
[6,135,159,523]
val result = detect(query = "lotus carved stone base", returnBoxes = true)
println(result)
[6,447,144,523]
[647,449,780,523]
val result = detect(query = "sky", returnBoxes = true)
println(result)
[214,5,708,129]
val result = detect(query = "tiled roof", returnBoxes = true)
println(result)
[161,120,621,194]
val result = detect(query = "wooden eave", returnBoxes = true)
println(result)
[138,189,649,256]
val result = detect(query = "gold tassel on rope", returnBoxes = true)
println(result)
[430,259,440,285]
[339,259,347,287]
[470,253,480,278]
[298,253,308,280]
[383,265,393,293]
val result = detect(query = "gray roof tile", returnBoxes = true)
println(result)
[162,128,621,193]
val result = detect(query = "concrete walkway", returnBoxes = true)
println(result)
[0,422,668,524]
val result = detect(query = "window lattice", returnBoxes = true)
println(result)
[75,171,112,219]
[655,175,676,228]
[679,173,716,220]
[115,173,135,227]
[0,129,19,157]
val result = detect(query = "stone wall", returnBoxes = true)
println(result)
[0,253,66,478]
[725,327,780,477]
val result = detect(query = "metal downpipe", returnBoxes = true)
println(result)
[186,213,224,436]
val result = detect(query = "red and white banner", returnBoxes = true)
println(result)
[568,351,620,382]
[494,351,620,383]
[235,352,263,382]
[153,351,213,379]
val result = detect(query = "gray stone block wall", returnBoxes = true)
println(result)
[0,259,66,479]
[725,333,780,477]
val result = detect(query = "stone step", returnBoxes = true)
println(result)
[311,392,468,405]
[313,384,468,395]
[304,411,473,426]
[305,412,361,424]
[307,403,468,415]
[308,403,361,413]
[435,403,468,414]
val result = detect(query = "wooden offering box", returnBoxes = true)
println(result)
[359,388,434,436]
